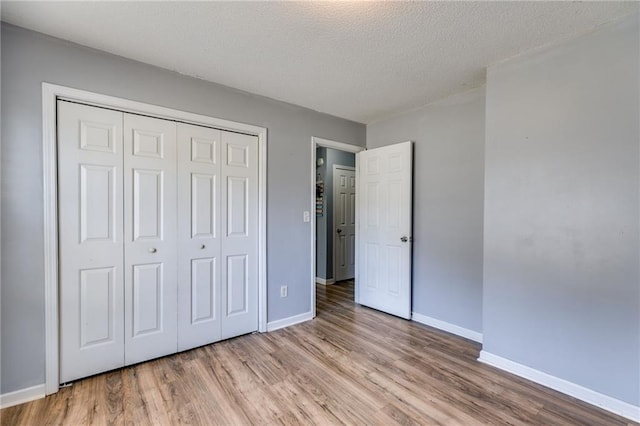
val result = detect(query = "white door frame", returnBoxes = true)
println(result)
[310,137,364,319]
[43,82,268,395]
[332,164,356,282]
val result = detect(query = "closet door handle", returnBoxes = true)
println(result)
[149,248,157,254]
[200,244,206,250]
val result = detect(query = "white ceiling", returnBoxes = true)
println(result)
[2,2,637,124]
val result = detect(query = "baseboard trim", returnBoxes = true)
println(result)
[0,384,46,409]
[411,312,483,343]
[315,277,335,285]
[478,351,640,422]
[267,311,314,332]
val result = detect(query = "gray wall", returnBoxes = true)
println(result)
[367,88,485,334]
[315,148,355,280]
[0,23,365,394]
[483,13,639,406]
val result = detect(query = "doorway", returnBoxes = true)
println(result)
[310,137,364,318]
[310,138,414,321]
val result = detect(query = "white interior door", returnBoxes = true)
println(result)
[333,166,356,281]
[356,141,413,319]
[177,123,222,351]
[123,113,178,365]
[220,131,259,339]
[58,101,125,383]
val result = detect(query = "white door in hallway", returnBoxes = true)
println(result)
[123,113,178,365]
[58,101,125,383]
[356,141,413,319]
[333,166,356,281]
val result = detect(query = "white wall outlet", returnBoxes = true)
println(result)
[280,285,288,298]
[303,211,310,222]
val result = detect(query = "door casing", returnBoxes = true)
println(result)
[43,83,268,395]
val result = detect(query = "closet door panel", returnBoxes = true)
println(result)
[58,101,125,383]
[123,113,178,365]
[220,131,259,339]
[177,123,222,351]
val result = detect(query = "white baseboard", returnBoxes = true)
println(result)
[267,311,314,332]
[315,277,335,285]
[478,351,640,422]
[0,384,46,409]
[411,312,483,343]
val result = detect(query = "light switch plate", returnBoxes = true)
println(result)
[303,211,310,222]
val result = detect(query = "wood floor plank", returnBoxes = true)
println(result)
[1,280,636,425]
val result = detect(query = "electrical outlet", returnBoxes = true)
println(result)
[280,285,288,298]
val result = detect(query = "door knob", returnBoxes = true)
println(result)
[337,228,342,234]
[400,236,408,243]
[200,244,206,249]
[149,248,157,253]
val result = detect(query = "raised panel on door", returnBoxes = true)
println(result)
[356,142,412,319]
[58,100,125,383]
[333,167,356,281]
[133,169,163,240]
[132,263,163,336]
[79,268,116,347]
[191,258,216,322]
[227,254,249,315]
[177,123,222,351]
[221,131,259,339]
[123,113,177,365]
[80,165,115,243]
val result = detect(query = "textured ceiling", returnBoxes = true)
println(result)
[2,2,638,123]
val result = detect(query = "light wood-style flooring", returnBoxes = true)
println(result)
[2,280,636,425]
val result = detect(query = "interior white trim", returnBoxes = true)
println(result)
[478,351,640,423]
[411,312,483,343]
[42,84,59,396]
[258,130,268,337]
[354,154,361,305]
[266,311,313,332]
[313,137,366,154]
[315,277,336,285]
[42,82,268,396]
[310,137,364,319]
[0,384,46,409]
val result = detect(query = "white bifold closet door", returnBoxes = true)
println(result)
[123,113,178,365]
[218,130,259,340]
[177,124,258,350]
[177,123,222,350]
[59,100,258,383]
[59,101,125,383]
